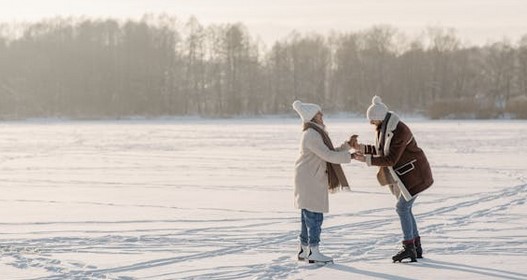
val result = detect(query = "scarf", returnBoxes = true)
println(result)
[376,112,392,156]
[375,112,397,186]
[303,122,349,190]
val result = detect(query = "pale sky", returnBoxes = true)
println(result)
[1,0,526,46]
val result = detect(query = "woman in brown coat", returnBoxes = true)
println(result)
[352,96,433,263]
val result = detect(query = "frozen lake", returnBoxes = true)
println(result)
[0,118,526,279]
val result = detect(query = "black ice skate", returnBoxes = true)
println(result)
[414,236,423,258]
[392,241,417,263]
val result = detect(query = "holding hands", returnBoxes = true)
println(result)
[348,134,360,150]
[348,134,365,162]
[354,153,365,162]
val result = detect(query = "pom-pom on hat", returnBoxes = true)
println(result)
[292,100,321,123]
[366,95,389,121]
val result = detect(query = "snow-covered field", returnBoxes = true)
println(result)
[0,117,526,280]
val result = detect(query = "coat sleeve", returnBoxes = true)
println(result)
[335,141,351,151]
[304,129,352,164]
[361,144,377,155]
[370,125,412,167]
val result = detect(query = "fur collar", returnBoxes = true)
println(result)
[385,111,400,133]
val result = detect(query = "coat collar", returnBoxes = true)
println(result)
[376,111,401,156]
[385,111,400,133]
[307,121,326,131]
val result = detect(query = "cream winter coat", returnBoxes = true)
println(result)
[294,123,352,213]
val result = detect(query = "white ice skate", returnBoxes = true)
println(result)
[297,244,309,261]
[307,246,333,264]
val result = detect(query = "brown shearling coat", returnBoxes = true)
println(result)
[362,113,433,200]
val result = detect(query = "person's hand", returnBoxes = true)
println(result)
[354,153,366,162]
[348,134,360,150]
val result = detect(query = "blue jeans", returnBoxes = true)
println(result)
[299,209,324,246]
[395,195,419,241]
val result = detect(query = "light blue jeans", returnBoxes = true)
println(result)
[299,209,324,246]
[396,195,420,241]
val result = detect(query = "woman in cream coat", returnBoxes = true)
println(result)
[292,100,355,264]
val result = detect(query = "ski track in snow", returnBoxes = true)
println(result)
[0,119,526,279]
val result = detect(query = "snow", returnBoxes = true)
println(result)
[0,117,526,279]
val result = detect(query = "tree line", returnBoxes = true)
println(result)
[0,15,526,119]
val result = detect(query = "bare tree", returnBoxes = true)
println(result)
[0,16,526,119]
[482,40,516,109]
[517,36,527,97]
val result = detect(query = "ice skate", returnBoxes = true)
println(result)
[414,237,423,258]
[297,244,309,261]
[392,241,417,263]
[307,246,333,264]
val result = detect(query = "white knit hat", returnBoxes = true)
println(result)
[366,95,389,121]
[292,100,321,123]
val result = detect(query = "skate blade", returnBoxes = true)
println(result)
[308,260,334,264]
[393,258,417,263]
